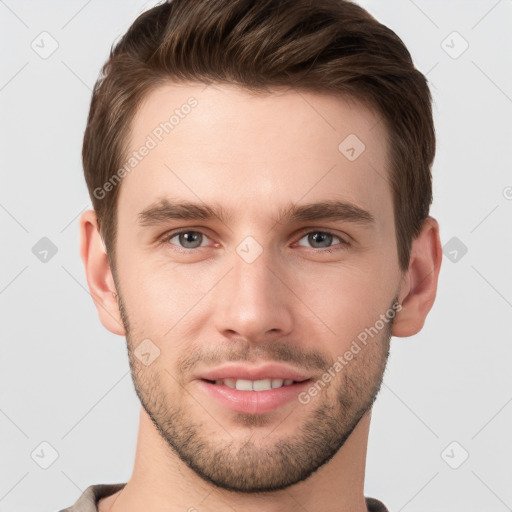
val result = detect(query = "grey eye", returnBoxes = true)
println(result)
[169,231,207,249]
[297,231,341,249]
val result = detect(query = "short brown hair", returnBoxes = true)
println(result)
[82,0,435,271]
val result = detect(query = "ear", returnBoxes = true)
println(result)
[392,216,442,337]
[79,209,126,336]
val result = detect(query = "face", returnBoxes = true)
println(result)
[112,82,403,492]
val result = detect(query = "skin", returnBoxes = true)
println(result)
[80,82,442,512]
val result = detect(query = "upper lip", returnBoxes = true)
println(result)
[197,363,312,382]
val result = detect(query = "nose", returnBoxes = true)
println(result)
[213,247,294,344]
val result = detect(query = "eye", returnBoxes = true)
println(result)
[165,230,211,250]
[295,230,348,252]
[160,229,349,253]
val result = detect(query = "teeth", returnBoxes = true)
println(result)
[253,379,272,391]
[224,378,236,389]
[235,379,253,391]
[271,378,284,388]
[212,378,297,390]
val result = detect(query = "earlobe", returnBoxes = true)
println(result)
[79,209,126,336]
[392,217,442,337]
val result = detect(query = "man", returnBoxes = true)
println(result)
[61,0,442,510]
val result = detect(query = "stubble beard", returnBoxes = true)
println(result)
[118,291,394,493]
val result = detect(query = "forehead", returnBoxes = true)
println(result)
[119,81,392,228]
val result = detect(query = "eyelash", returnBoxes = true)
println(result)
[159,228,350,254]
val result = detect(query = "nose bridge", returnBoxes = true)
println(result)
[234,243,279,301]
[214,241,294,340]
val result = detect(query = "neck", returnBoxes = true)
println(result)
[104,407,372,512]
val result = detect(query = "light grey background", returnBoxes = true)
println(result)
[1,0,511,511]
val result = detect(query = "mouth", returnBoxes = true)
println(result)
[195,363,315,414]
[197,373,313,415]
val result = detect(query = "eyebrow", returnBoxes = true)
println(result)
[137,198,375,227]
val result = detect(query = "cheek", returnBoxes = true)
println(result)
[117,253,216,341]
[301,261,395,346]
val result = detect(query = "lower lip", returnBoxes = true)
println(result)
[197,379,311,415]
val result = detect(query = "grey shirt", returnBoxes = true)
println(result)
[58,483,390,512]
